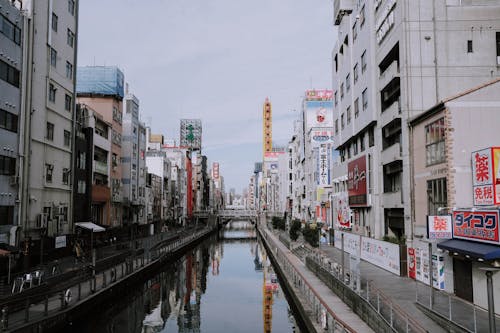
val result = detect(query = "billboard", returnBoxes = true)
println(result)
[471,147,500,206]
[212,162,219,179]
[452,209,500,245]
[317,144,331,187]
[180,119,202,151]
[333,192,351,230]
[305,100,334,129]
[348,155,368,207]
[305,89,333,101]
[311,128,334,147]
[427,215,452,239]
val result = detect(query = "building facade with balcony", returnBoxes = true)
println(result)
[0,0,23,247]
[77,66,124,227]
[332,0,500,243]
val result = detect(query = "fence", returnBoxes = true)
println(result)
[261,229,356,332]
[306,251,427,333]
[0,227,211,331]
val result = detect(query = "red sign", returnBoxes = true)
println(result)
[305,89,333,101]
[452,210,500,245]
[471,147,500,206]
[213,162,219,179]
[348,155,368,207]
[408,248,416,279]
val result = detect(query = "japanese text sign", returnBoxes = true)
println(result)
[452,209,500,245]
[471,147,500,206]
[317,145,331,187]
[348,155,368,207]
[427,215,452,239]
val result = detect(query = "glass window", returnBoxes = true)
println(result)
[65,94,72,111]
[63,168,69,184]
[347,106,351,124]
[51,13,58,32]
[341,113,345,129]
[334,91,338,106]
[64,130,70,146]
[78,180,86,194]
[369,127,374,147]
[361,50,367,72]
[346,74,350,92]
[67,29,74,47]
[49,83,56,102]
[66,61,73,79]
[0,109,18,133]
[467,40,473,53]
[353,63,358,83]
[68,0,75,15]
[425,118,446,166]
[360,6,366,27]
[362,88,368,110]
[0,156,16,175]
[335,119,339,134]
[352,21,357,41]
[427,178,447,216]
[340,83,344,99]
[354,98,359,118]
[50,48,57,67]
[46,122,54,141]
[360,132,365,151]
[46,164,53,183]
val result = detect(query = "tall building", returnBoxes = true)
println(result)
[331,0,500,241]
[19,0,78,261]
[77,66,124,227]
[262,97,272,157]
[0,0,23,248]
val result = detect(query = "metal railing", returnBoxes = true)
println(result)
[261,229,356,332]
[307,252,427,333]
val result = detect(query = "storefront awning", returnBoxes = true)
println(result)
[437,239,500,261]
[75,222,105,232]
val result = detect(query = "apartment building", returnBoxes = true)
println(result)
[0,0,22,247]
[331,0,500,242]
[77,66,124,227]
[19,1,78,261]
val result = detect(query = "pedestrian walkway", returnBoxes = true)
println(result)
[318,244,447,333]
[262,228,375,332]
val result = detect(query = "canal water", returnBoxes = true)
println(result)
[69,221,302,332]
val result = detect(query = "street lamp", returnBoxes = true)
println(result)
[479,267,500,333]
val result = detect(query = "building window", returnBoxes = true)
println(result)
[496,32,500,64]
[467,40,473,53]
[51,13,58,32]
[352,22,357,41]
[68,0,75,15]
[49,83,56,102]
[347,143,351,159]
[340,83,344,99]
[353,63,358,83]
[368,127,374,147]
[0,155,16,175]
[425,117,446,166]
[360,5,365,27]
[361,50,367,73]
[50,48,57,67]
[78,180,86,194]
[0,60,20,88]
[45,164,53,183]
[354,98,359,118]
[62,168,69,184]
[66,61,73,79]
[78,152,86,169]
[0,14,22,45]
[67,29,75,47]
[112,106,122,124]
[346,74,350,92]
[46,122,54,141]
[360,132,365,151]
[0,206,14,225]
[341,113,345,129]
[335,119,339,134]
[427,178,447,216]
[65,94,72,111]
[334,91,338,106]
[362,88,368,110]
[347,106,351,124]
[383,161,402,192]
[64,130,70,146]
[0,109,18,133]
[353,140,358,156]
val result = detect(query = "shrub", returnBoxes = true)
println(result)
[289,219,301,241]
[382,235,406,245]
[271,216,286,230]
[303,223,319,248]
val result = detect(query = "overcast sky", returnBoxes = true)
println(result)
[78,0,336,193]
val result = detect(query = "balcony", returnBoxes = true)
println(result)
[381,142,402,164]
[379,61,399,91]
[380,99,400,127]
[334,0,354,25]
[94,160,108,175]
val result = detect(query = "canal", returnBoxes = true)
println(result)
[67,221,303,332]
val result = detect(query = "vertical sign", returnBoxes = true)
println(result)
[427,215,452,239]
[348,155,368,206]
[317,144,331,186]
[180,119,202,151]
[494,148,500,205]
[472,148,494,206]
[408,248,416,279]
[212,162,219,179]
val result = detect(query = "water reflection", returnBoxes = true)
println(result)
[70,222,299,333]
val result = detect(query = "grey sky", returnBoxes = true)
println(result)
[78,0,335,193]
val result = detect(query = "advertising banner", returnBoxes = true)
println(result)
[452,209,500,244]
[180,119,202,151]
[333,192,351,230]
[408,248,416,279]
[471,148,495,206]
[427,215,452,239]
[305,89,333,101]
[305,100,334,129]
[333,231,360,256]
[311,128,334,147]
[317,144,331,187]
[348,155,368,207]
[360,237,401,275]
[55,235,66,249]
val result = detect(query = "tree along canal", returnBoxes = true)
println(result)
[66,221,303,332]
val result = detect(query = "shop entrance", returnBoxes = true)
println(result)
[453,258,473,302]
